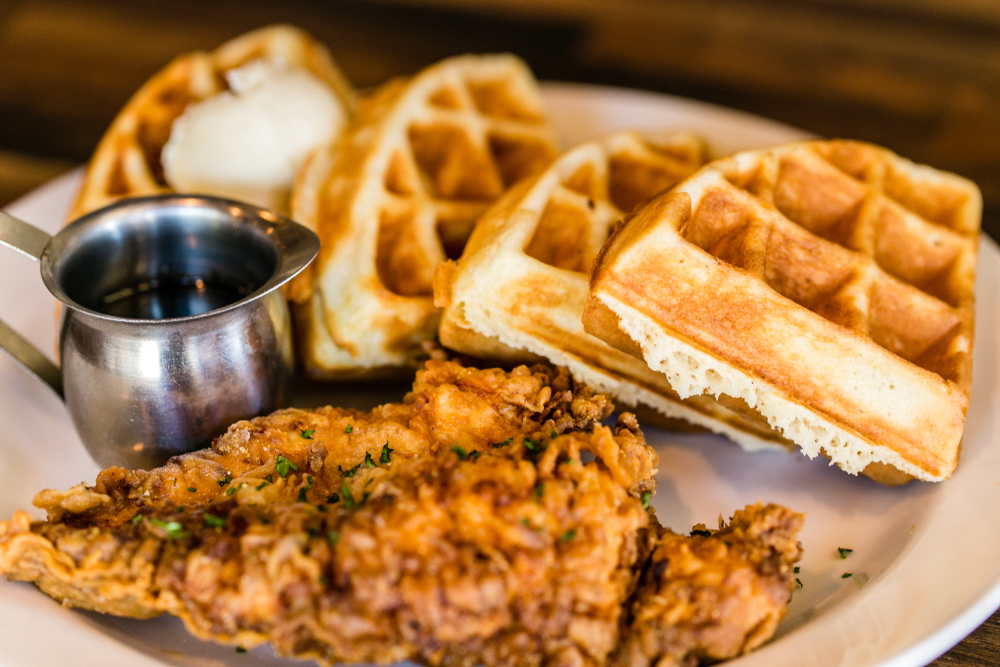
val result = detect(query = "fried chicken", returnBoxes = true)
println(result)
[1,415,655,666]
[0,357,803,667]
[32,357,612,529]
[614,504,804,667]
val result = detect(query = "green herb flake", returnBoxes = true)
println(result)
[794,566,800,574]
[451,445,468,460]
[641,490,651,510]
[326,493,340,504]
[328,530,341,544]
[148,518,187,540]
[178,507,185,513]
[380,442,393,465]
[842,572,853,579]
[523,439,538,452]
[550,430,558,439]
[563,458,574,465]
[492,438,513,448]
[796,578,804,589]
[520,518,532,528]
[316,504,327,513]
[301,429,315,440]
[469,450,481,461]
[130,514,143,524]
[235,646,246,653]
[345,424,353,434]
[276,454,299,479]
[690,529,712,537]
[339,463,361,478]
[216,475,231,487]
[187,487,197,493]
[364,451,376,468]
[297,475,314,503]
[256,479,271,491]
[560,529,578,542]
[265,474,273,484]
[258,516,270,525]
[837,547,853,559]
[307,526,318,538]
[535,483,544,502]
[225,483,247,496]
[204,514,226,528]
[173,478,177,486]
[341,481,356,509]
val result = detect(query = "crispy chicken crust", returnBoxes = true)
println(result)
[0,358,803,666]
[614,504,804,667]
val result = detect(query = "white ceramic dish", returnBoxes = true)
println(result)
[1,83,998,667]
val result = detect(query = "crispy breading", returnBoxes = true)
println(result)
[34,358,612,529]
[1,418,655,667]
[613,504,804,667]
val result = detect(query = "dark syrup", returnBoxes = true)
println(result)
[95,275,255,319]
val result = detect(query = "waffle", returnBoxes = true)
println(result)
[290,54,558,378]
[69,25,354,219]
[584,140,981,483]
[434,131,792,450]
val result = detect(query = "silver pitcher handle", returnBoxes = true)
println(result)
[0,210,63,398]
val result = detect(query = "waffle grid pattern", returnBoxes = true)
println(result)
[292,54,558,377]
[678,141,978,391]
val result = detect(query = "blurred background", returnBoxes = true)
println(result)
[0,1,997,661]
[2,0,999,240]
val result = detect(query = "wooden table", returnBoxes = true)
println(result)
[0,0,997,664]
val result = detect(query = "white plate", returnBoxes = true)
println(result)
[1,83,998,667]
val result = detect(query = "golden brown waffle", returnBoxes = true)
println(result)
[585,140,981,483]
[290,54,558,378]
[434,131,792,450]
[69,25,354,219]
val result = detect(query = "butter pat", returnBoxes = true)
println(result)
[162,59,345,211]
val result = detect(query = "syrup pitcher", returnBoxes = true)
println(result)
[0,195,320,469]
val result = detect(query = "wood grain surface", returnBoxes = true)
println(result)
[0,1,997,664]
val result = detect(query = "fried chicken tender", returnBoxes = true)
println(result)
[33,358,612,528]
[1,417,656,667]
[613,504,804,667]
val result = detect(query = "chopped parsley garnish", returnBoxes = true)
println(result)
[225,482,247,496]
[380,442,393,464]
[187,487,197,493]
[203,514,226,528]
[523,439,539,452]
[148,518,187,539]
[690,529,712,537]
[492,438,512,448]
[178,507,185,513]
[560,529,578,542]
[842,572,853,578]
[794,566,800,574]
[341,481,356,509]
[339,463,361,478]
[365,478,374,487]
[130,513,143,524]
[451,445,468,460]
[256,479,271,491]
[520,518,531,527]
[328,530,341,544]
[235,646,246,653]
[276,454,298,478]
[364,451,376,468]
[345,424,353,434]
[217,475,231,487]
[297,475,314,503]
[258,516,270,525]
[641,490,651,510]
[316,504,327,513]
[838,547,853,559]
[301,429,315,439]
[469,450,481,461]
[265,474,273,483]
[564,458,575,465]
[173,478,177,486]
[307,526,318,538]
[326,493,340,504]
[550,430,558,439]
[535,483,545,501]
[795,578,803,588]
